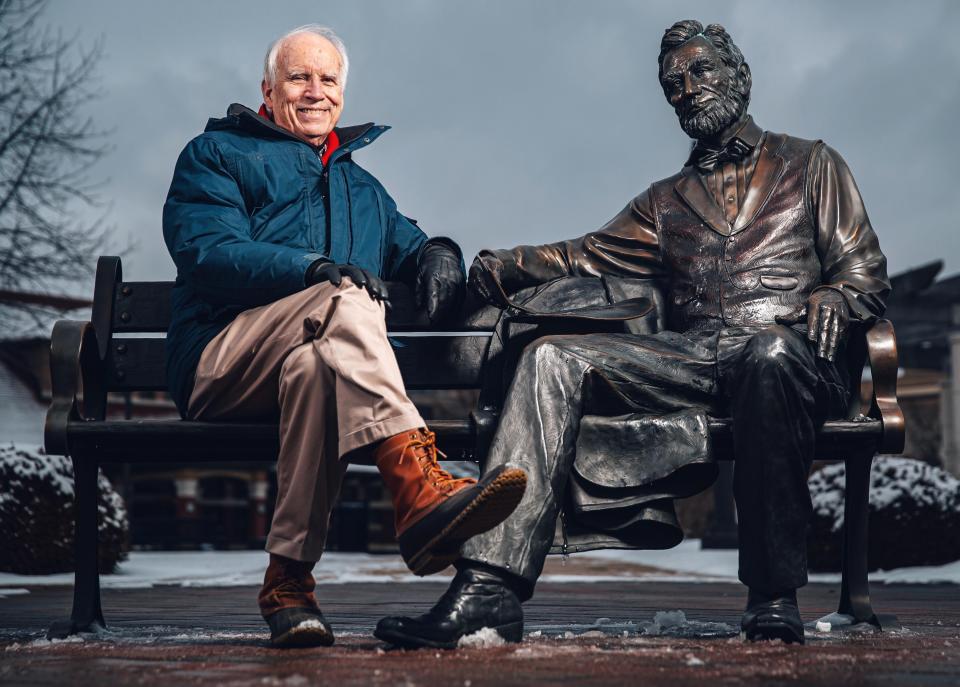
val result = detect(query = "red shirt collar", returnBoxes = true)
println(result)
[257,103,340,165]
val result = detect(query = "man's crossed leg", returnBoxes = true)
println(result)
[189,280,527,647]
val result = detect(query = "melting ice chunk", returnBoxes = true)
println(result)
[458,627,507,648]
[639,610,738,638]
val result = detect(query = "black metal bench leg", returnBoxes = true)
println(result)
[814,450,895,633]
[47,455,106,638]
[837,450,878,625]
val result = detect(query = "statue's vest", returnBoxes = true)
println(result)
[650,132,823,332]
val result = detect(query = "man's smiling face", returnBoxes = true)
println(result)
[261,32,344,146]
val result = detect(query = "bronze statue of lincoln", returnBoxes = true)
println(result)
[376,19,890,647]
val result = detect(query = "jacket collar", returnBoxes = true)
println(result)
[206,103,388,158]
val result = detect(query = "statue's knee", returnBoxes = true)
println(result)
[743,325,801,370]
[522,335,579,366]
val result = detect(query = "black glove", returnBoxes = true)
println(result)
[467,253,505,305]
[416,240,465,323]
[305,259,389,303]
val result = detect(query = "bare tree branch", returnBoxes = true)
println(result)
[0,0,112,308]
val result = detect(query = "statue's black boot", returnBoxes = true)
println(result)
[741,589,804,644]
[375,564,524,649]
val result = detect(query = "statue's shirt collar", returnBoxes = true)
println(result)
[686,116,763,172]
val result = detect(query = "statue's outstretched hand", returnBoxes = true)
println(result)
[467,253,505,305]
[806,289,849,362]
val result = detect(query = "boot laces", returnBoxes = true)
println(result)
[399,429,473,491]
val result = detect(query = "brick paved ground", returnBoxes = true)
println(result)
[2,580,958,686]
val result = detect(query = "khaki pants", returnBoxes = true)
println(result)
[187,281,425,561]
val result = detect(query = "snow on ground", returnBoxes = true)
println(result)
[579,541,960,585]
[1,540,959,593]
[0,588,29,599]
[0,550,434,589]
[458,627,507,648]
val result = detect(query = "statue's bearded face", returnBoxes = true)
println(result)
[660,36,748,140]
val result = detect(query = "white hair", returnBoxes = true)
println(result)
[263,25,349,89]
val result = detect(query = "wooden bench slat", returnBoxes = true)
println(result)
[111,281,495,333]
[105,335,491,391]
[68,420,476,465]
[67,418,476,463]
[66,416,880,464]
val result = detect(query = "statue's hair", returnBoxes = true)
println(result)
[263,24,349,88]
[657,20,745,78]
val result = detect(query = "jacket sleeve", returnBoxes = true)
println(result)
[162,136,327,308]
[808,143,891,321]
[381,188,429,285]
[485,189,666,291]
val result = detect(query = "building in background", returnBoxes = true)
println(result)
[884,261,960,474]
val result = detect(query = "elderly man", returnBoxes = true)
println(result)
[376,19,889,648]
[162,25,526,648]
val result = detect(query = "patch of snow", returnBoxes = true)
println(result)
[457,626,506,648]
[0,444,76,499]
[5,635,86,651]
[2,539,958,592]
[293,619,327,631]
[165,631,262,642]
[815,620,832,632]
[0,550,446,589]
[577,541,740,579]
[866,559,960,585]
[257,676,309,687]
[685,654,705,666]
[0,588,29,598]
[639,610,737,638]
[809,456,960,533]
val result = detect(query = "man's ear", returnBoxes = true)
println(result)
[261,79,273,109]
[737,62,752,98]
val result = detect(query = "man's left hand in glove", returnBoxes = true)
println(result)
[416,240,466,324]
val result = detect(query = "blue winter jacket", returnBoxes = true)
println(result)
[163,104,433,416]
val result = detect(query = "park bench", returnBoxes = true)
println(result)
[45,255,904,639]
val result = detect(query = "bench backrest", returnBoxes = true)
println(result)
[90,256,493,393]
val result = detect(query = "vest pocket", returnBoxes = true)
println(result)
[729,270,799,290]
[759,274,800,290]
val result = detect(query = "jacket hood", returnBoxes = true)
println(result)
[204,103,388,151]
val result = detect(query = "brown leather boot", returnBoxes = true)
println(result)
[258,554,334,648]
[374,428,527,576]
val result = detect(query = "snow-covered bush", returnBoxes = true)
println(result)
[808,456,960,572]
[0,444,128,574]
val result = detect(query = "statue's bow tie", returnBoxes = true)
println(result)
[691,138,753,172]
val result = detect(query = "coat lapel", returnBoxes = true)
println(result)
[731,133,786,234]
[675,168,731,237]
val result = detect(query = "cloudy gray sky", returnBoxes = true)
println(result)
[48,0,960,286]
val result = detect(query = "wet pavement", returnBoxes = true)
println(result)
[2,580,959,686]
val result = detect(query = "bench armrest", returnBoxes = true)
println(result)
[44,320,106,456]
[864,319,905,455]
